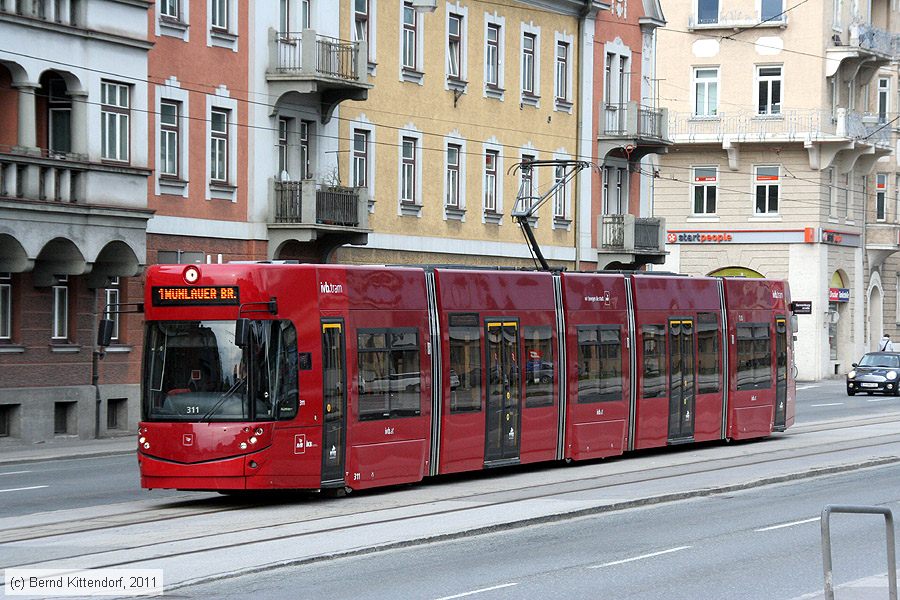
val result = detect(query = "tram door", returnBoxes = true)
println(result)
[321,321,346,486]
[668,319,696,442]
[485,321,521,463]
[774,317,788,429]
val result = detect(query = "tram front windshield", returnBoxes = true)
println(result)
[142,320,298,422]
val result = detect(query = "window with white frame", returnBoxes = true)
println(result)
[761,0,783,21]
[698,0,718,23]
[0,273,10,341]
[484,149,498,212]
[520,153,535,210]
[279,0,289,32]
[353,129,368,188]
[160,100,180,178]
[878,77,890,123]
[486,24,500,87]
[402,2,417,70]
[553,164,566,218]
[278,117,290,177]
[448,13,462,80]
[52,277,68,341]
[301,0,310,29]
[877,173,888,221]
[446,144,461,208]
[300,120,312,179]
[555,42,569,101]
[828,168,838,218]
[211,0,228,29]
[105,278,120,342]
[161,0,179,19]
[833,0,842,29]
[401,137,417,204]
[895,173,900,224]
[693,68,718,116]
[754,166,780,214]
[602,165,627,215]
[101,81,130,162]
[522,33,536,96]
[757,66,782,115]
[692,166,717,214]
[210,108,229,183]
[354,0,369,52]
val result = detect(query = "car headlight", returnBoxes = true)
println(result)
[888,371,898,380]
[848,370,857,379]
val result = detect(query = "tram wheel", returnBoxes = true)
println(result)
[321,486,351,498]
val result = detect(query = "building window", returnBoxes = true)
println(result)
[160,0,179,19]
[827,168,838,218]
[446,144,461,208]
[0,405,11,437]
[160,101,180,178]
[357,328,421,421]
[576,326,623,403]
[754,165,780,214]
[299,120,312,179]
[698,0,718,24]
[55,402,75,435]
[210,108,229,183]
[277,117,290,177]
[300,0,310,29]
[484,149,498,212]
[878,77,890,123]
[602,166,627,215]
[48,77,71,155]
[553,164,566,218]
[692,166,717,214]
[877,173,888,221]
[486,24,500,87]
[522,32,536,95]
[353,129,368,188]
[401,136,416,204]
[757,65,782,115]
[402,2,417,70]
[0,273,10,341]
[52,277,68,341]
[693,68,718,116]
[211,0,228,29]
[448,13,462,79]
[354,0,368,48]
[555,42,569,101]
[101,81,130,162]
[105,278,120,342]
[833,0,841,30]
[520,153,535,210]
[761,0,783,21]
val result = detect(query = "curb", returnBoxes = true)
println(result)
[0,448,136,466]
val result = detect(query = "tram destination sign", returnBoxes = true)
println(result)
[152,286,240,306]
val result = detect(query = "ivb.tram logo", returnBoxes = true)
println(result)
[320,281,344,295]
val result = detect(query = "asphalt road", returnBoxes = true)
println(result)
[180,462,900,600]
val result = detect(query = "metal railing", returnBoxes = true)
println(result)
[316,186,358,226]
[602,102,668,140]
[821,505,897,600]
[852,23,900,58]
[274,31,360,81]
[600,214,664,253]
[274,180,361,227]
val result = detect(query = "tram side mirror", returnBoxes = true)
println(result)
[235,318,251,347]
[97,319,115,348]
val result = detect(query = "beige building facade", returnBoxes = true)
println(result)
[655,0,900,380]
[337,0,595,269]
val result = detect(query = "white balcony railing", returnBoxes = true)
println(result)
[273,30,364,82]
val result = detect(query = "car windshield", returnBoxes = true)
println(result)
[142,320,298,422]
[858,353,900,368]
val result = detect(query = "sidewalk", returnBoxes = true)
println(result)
[0,435,135,466]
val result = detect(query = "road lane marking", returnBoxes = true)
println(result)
[587,546,692,569]
[797,385,820,390]
[0,486,48,493]
[0,471,32,476]
[755,517,819,532]
[434,583,518,600]
[810,403,843,407]
[867,398,893,402]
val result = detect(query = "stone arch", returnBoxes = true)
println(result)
[707,266,765,278]
[87,240,142,288]
[867,270,885,351]
[32,237,86,287]
[0,234,31,272]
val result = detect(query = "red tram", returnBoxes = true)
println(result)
[116,263,795,492]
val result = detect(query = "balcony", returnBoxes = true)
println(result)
[596,214,667,270]
[267,179,370,262]
[825,24,900,85]
[598,102,671,162]
[266,28,371,123]
[865,222,900,270]
[0,147,151,286]
[668,109,892,172]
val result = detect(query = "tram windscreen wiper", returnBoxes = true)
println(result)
[199,377,246,422]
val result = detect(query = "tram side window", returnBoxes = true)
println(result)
[736,323,771,390]
[577,325,622,403]
[697,312,721,394]
[357,328,422,421]
[641,325,666,398]
[524,325,554,408]
[449,318,482,413]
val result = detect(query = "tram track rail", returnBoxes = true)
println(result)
[3,417,900,576]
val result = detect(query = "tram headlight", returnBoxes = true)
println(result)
[249,436,257,445]
[139,437,146,444]
[888,371,898,380]
[240,442,248,450]
[255,427,264,436]
[848,370,857,379]
[143,442,150,450]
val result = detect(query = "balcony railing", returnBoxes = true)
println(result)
[668,108,892,146]
[852,23,900,59]
[602,102,669,141]
[0,149,84,203]
[274,180,362,227]
[274,30,362,81]
[599,214,666,253]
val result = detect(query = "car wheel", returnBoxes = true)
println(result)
[868,392,874,395]
[847,389,856,396]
